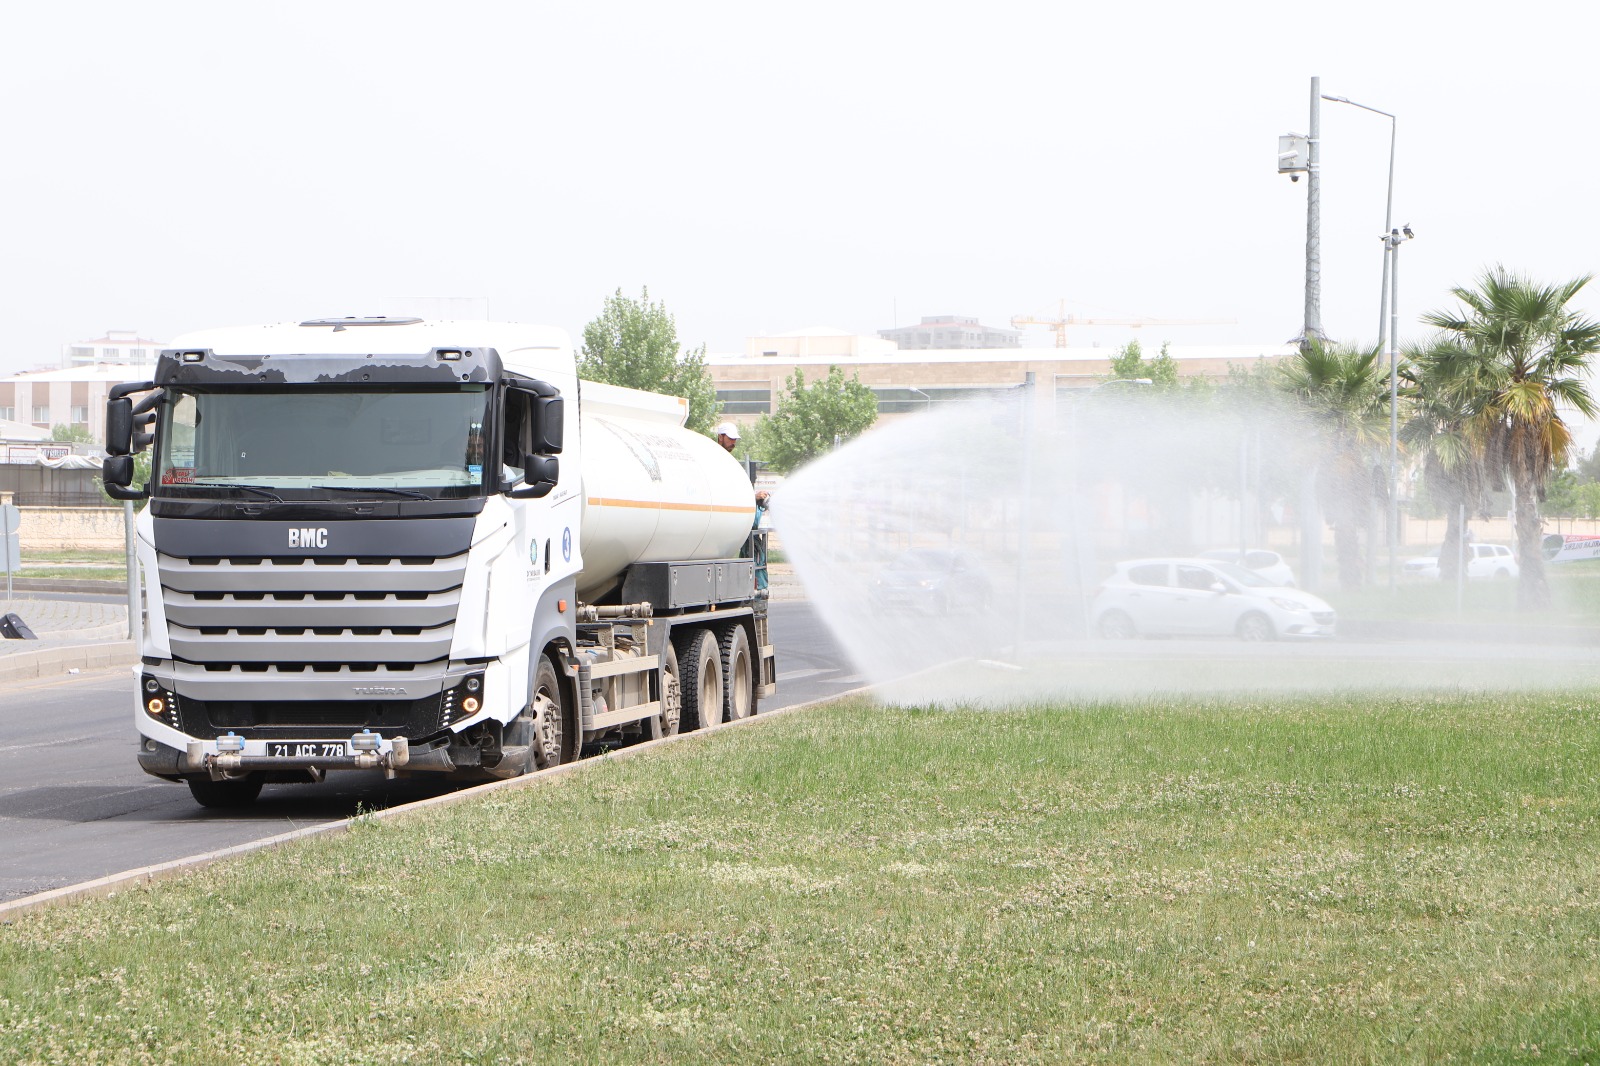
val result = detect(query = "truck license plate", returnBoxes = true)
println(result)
[266,741,350,759]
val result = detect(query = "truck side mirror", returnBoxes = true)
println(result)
[107,398,134,456]
[106,381,158,456]
[102,455,148,501]
[508,454,559,499]
[532,395,564,454]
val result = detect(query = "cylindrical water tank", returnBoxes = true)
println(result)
[575,381,756,601]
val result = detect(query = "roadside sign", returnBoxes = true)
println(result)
[0,504,18,536]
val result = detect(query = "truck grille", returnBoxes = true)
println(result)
[174,694,445,740]
[157,555,467,671]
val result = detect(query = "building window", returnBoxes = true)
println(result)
[715,386,772,415]
[69,347,94,363]
[70,405,89,424]
[32,405,49,424]
[872,386,1016,414]
[102,348,118,360]
[0,407,13,422]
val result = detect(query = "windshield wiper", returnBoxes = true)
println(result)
[181,483,284,502]
[311,485,434,501]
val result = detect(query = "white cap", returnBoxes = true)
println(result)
[715,422,740,440]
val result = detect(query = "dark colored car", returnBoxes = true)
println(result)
[869,549,992,615]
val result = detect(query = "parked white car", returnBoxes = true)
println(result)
[1092,557,1336,641]
[1402,543,1519,580]
[1197,548,1297,587]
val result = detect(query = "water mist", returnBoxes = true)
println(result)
[770,386,1600,707]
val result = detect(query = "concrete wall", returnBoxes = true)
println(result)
[8,505,126,550]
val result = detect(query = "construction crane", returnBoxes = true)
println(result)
[1010,299,1233,348]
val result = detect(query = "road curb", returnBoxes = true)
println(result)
[0,640,136,684]
[0,685,873,922]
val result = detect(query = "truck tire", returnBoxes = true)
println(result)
[186,776,263,809]
[644,643,682,741]
[720,623,754,721]
[675,628,724,732]
[531,654,573,768]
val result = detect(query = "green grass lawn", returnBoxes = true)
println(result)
[19,550,127,565]
[3,694,1599,1064]
[15,549,127,583]
[13,566,127,581]
[1323,561,1600,627]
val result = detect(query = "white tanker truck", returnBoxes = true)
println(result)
[102,317,775,807]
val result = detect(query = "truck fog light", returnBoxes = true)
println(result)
[144,677,161,694]
[465,676,481,692]
[462,696,480,714]
[217,733,245,753]
[146,698,165,717]
[351,731,381,752]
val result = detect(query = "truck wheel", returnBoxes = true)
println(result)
[720,624,754,721]
[531,654,572,768]
[186,776,263,809]
[675,629,724,732]
[645,643,682,740]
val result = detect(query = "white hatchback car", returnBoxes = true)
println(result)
[1402,543,1519,580]
[1092,558,1336,641]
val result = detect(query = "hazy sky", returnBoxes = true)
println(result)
[5,0,1598,374]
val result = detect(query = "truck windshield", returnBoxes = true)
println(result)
[153,385,493,500]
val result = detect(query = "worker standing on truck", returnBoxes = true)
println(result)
[752,490,771,595]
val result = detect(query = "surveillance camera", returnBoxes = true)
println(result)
[1403,225,1414,239]
[1290,174,1300,183]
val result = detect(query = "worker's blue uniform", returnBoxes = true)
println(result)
[752,498,770,593]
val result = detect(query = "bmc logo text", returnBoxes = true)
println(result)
[289,527,329,548]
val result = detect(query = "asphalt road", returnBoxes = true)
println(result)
[0,600,861,904]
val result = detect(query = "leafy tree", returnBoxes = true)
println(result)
[1544,469,1600,518]
[51,424,95,444]
[1107,339,1180,388]
[755,366,878,474]
[1422,269,1600,609]
[1575,437,1600,483]
[1278,341,1391,589]
[579,287,720,434]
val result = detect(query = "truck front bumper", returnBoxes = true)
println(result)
[139,732,411,779]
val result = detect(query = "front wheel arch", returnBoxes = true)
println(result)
[1236,612,1275,642]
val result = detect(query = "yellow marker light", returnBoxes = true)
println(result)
[146,698,165,717]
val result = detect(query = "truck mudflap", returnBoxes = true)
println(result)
[180,731,411,779]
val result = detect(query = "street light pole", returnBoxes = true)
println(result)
[1321,94,1397,350]
[1323,91,1403,588]
[1380,226,1413,589]
[1303,77,1324,352]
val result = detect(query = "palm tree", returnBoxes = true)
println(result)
[1400,340,1490,582]
[1423,270,1600,609]
[1279,342,1391,589]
